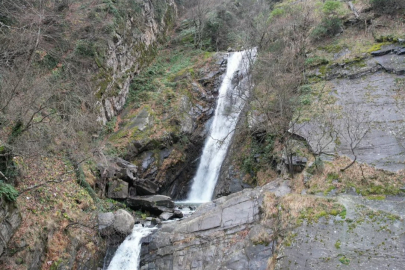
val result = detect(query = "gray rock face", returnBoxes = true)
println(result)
[140,181,291,270]
[297,49,405,172]
[276,195,405,270]
[135,179,159,195]
[0,195,21,256]
[99,0,177,123]
[107,179,129,199]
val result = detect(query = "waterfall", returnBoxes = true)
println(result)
[106,225,156,270]
[186,49,256,203]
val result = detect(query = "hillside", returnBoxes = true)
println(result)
[0,0,405,269]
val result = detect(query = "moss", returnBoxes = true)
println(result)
[329,209,339,216]
[305,56,329,68]
[320,43,345,53]
[323,185,335,195]
[339,209,347,219]
[335,240,341,249]
[365,195,386,200]
[367,42,392,53]
[316,210,328,218]
[339,255,350,265]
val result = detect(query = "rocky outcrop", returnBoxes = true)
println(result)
[98,0,177,123]
[126,195,174,215]
[98,157,161,199]
[107,179,129,199]
[276,195,405,270]
[140,180,291,270]
[298,44,405,171]
[121,53,229,200]
[0,195,21,256]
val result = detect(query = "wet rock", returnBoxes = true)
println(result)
[126,195,175,214]
[159,212,174,221]
[140,181,290,269]
[107,179,129,199]
[173,209,183,219]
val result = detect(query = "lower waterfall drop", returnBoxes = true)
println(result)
[186,49,255,203]
[106,225,156,270]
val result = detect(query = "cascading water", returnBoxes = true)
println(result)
[186,49,256,203]
[105,49,255,270]
[105,225,156,270]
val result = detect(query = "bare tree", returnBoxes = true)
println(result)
[338,104,370,171]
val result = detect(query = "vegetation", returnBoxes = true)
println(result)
[0,0,404,268]
[370,0,405,14]
[0,182,19,202]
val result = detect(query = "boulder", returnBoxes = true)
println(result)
[98,212,115,231]
[126,195,174,214]
[159,212,174,221]
[173,209,183,218]
[98,210,135,239]
[113,209,135,235]
[107,179,129,199]
[134,179,158,195]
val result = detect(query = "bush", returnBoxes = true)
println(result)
[370,0,405,14]
[323,1,342,15]
[311,17,342,39]
[75,40,95,57]
[0,182,19,202]
[268,8,285,22]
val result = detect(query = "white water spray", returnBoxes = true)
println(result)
[186,49,256,203]
[106,225,156,270]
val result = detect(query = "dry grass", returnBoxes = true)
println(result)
[279,194,345,227]
[305,156,405,196]
[257,168,278,186]
[1,156,100,270]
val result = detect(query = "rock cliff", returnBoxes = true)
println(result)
[98,0,177,123]
[0,196,21,256]
[140,180,291,270]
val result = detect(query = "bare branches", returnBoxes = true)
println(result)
[339,105,370,171]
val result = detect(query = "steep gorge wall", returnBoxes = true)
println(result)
[98,0,177,123]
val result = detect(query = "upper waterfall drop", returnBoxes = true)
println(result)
[186,49,256,203]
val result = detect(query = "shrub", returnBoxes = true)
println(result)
[268,8,285,22]
[323,1,342,15]
[75,40,95,57]
[0,182,19,202]
[311,17,342,39]
[370,0,405,14]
